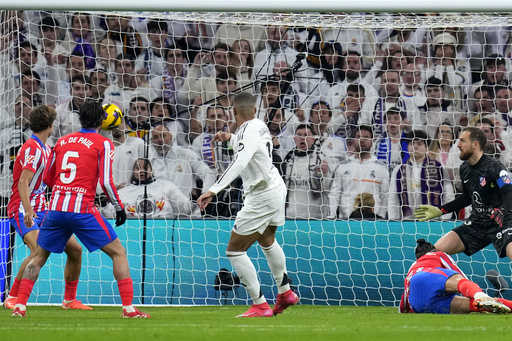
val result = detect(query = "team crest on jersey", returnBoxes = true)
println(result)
[177,165,183,172]
[108,150,115,160]
[479,176,486,187]
[238,142,245,152]
[156,201,165,210]
[500,170,511,184]
[26,155,36,165]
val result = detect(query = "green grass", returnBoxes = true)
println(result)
[1,305,512,341]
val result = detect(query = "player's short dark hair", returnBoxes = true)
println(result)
[425,77,443,88]
[78,99,104,129]
[233,92,256,115]
[474,85,494,99]
[213,43,230,53]
[40,15,60,30]
[415,239,436,260]
[354,125,373,139]
[21,70,41,85]
[29,105,57,133]
[463,126,487,151]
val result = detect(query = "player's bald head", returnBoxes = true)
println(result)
[233,92,256,118]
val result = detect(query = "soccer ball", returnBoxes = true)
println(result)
[101,104,123,131]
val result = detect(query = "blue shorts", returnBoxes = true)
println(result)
[408,268,459,314]
[9,211,47,240]
[38,210,118,253]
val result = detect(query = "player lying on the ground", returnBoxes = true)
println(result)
[4,105,90,311]
[400,239,512,314]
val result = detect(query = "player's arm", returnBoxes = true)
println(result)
[415,188,471,221]
[98,140,126,226]
[43,148,56,189]
[490,168,512,227]
[18,169,37,227]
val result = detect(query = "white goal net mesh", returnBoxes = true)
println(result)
[1,10,512,306]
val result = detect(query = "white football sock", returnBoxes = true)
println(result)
[123,305,135,313]
[261,241,290,294]
[226,251,266,305]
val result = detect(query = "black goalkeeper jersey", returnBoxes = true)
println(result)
[455,155,512,228]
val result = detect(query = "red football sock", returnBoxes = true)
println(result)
[17,279,35,306]
[9,278,21,297]
[457,278,482,298]
[117,278,134,306]
[64,280,79,301]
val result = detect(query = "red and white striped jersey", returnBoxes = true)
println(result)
[399,251,466,313]
[45,129,124,213]
[7,135,51,218]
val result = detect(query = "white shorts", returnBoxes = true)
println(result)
[233,182,286,235]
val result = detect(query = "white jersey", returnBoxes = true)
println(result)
[112,136,145,187]
[209,118,283,197]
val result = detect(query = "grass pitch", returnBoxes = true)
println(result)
[2,305,512,341]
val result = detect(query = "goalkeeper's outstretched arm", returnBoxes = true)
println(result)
[414,192,472,221]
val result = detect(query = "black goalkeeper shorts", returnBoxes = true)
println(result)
[453,221,512,258]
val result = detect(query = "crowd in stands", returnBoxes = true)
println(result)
[1,10,512,220]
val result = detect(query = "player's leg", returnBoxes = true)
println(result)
[445,273,510,314]
[226,231,273,317]
[258,226,299,315]
[101,238,150,318]
[5,213,40,309]
[12,245,52,317]
[434,231,465,255]
[61,236,91,310]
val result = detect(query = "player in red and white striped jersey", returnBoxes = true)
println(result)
[13,100,150,318]
[400,239,512,314]
[5,105,89,311]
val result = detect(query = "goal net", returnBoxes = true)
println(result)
[1,10,512,306]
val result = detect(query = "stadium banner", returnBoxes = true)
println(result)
[6,219,508,306]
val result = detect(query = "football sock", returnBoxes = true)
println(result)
[260,241,290,294]
[458,279,484,298]
[64,280,79,301]
[9,278,21,297]
[117,278,134,307]
[17,279,35,306]
[226,251,266,305]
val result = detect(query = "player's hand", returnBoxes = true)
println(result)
[214,132,232,143]
[196,191,214,211]
[414,205,443,222]
[116,209,127,226]
[24,210,38,228]
[491,208,504,228]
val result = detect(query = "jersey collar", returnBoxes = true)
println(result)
[79,128,98,133]
[30,134,45,148]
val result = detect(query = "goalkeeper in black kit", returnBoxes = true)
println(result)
[415,126,512,261]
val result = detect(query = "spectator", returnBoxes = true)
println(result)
[103,53,156,114]
[148,124,216,200]
[428,122,459,173]
[425,32,470,111]
[149,97,187,146]
[468,86,496,126]
[51,75,91,143]
[60,12,104,70]
[418,77,457,139]
[328,125,389,219]
[104,15,144,58]
[375,108,410,174]
[333,83,366,141]
[494,86,512,127]
[20,70,45,107]
[135,20,170,81]
[125,96,151,138]
[230,38,254,80]
[94,36,119,82]
[102,158,197,219]
[213,22,266,54]
[263,107,295,160]
[388,130,455,220]
[281,124,331,219]
[149,47,189,110]
[349,192,383,220]
[46,51,88,105]
[253,25,298,80]
[110,116,145,189]
[309,100,347,165]
[475,118,510,168]
[468,55,508,112]
[88,68,110,101]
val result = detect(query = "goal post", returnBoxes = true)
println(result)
[1,9,512,306]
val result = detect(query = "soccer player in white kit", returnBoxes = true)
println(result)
[197,92,299,317]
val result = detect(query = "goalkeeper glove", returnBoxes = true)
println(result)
[116,209,127,226]
[490,208,504,228]
[414,205,443,222]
